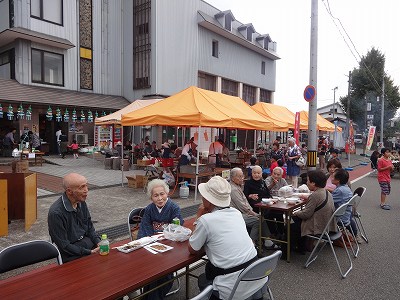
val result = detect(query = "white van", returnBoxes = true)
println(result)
[354,134,363,144]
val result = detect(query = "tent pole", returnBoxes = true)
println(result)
[254,130,257,153]
[194,126,201,202]
[121,126,124,187]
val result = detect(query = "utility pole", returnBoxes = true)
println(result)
[332,86,338,147]
[346,71,351,141]
[308,0,318,170]
[380,77,385,145]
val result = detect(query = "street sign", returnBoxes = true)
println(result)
[304,85,316,102]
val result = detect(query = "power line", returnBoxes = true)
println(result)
[322,0,398,112]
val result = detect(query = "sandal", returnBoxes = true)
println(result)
[380,204,391,210]
[263,243,281,251]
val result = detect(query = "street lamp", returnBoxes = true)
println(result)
[332,86,338,147]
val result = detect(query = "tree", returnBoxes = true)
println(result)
[340,48,400,140]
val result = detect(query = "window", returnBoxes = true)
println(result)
[133,0,151,89]
[225,14,232,31]
[260,89,271,103]
[221,78,238,96]
[0,50,15,80]
[261,61,266,75]
[242,84,256,105]
[31,49,64,86]
[198,72,216,91]
[212,40,219,58]
[31,0,63,25]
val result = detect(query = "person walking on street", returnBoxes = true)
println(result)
[286,137,302,188]
[56,128,62,155]
[377,148,394,210]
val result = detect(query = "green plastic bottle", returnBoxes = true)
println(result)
[99,234,109,256]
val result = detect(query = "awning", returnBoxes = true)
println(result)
[0,27,74,49]
[299,110,342,132]
[0,79,130,110]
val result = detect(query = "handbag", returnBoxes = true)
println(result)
[295,156,306,167]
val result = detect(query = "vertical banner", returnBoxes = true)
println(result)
[346,120,356,154]
[366,126,376,151]
[294,112,300,145]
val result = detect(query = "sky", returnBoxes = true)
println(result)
[206,0,400,113]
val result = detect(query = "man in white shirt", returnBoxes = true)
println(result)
[55,128,62,155]
[188,176,266,300]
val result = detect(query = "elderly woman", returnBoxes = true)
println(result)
[243,165,272,213]
[290,170,336,255]
[285,137,302,188]
[265,166,288,194]
[137,179,183,300]
[138,179,183,239]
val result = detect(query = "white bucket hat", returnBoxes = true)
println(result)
[198,176,231,207]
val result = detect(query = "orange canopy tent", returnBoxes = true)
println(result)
[95,99,162,125]
[299,110,342,132]
[121,86,288,131]
[252,102,308,130]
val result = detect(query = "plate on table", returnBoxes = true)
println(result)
[116,236,156,253]
[261,198,275,205]
[147,242,174,253]
[285,197,300,204]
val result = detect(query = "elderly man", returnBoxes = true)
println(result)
[188,176,267,300]
[48,173,100,263]
[230,168,271,247]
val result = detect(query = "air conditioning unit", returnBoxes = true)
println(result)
[75,133,88,144]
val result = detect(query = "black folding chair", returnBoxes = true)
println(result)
[353,187,368,243]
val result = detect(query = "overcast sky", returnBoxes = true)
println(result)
[206,0,400,113]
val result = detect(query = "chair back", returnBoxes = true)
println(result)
[334,202,350,218]
[0,240,62,273]
[189,285,214,300]
[353,186,366,198]
[346,194,359,207]
[128,207,145,241]
[227,250,282,300]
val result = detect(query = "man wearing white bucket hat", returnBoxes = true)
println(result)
[188,176,267,300]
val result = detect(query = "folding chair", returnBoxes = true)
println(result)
[227,250,282,300]
[353,187,368,243]
[305,202,353,278]
[127,207,180,296]
[127,207,145,241]
[189,285,214,300]
[335,196,359,258]
[0,240,62,273]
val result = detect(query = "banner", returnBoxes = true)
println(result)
[294,112,300,145]
[345,120,356,154]
[366,126,376,151]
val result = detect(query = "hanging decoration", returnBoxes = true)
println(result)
[26,105,32,121]
[102,111,106,116]
[0,104,3,119]
[64,108,70,122]
[72,109,77,122]
[55,107,62,122]
[46,106,53,121]
[80,110,86,122]
[87,110,93,122]
[17,104,25,119]
[95,111,99,119]
[7,104,14,120]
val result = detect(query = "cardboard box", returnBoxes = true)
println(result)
[126,175,144,188]
[137,159,152,167]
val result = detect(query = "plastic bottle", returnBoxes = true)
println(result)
[99,234,109,255]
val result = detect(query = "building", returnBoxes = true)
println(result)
[317,102,348,148]
[0,0,279,153]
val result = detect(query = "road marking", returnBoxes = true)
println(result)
[350,170,375,185]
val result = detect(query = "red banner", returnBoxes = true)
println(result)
[294,112,300,145]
